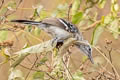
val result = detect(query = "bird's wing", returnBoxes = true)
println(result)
[42,18,79,33]
[42,18,66,29]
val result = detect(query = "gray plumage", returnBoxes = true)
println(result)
[11,18,94,63]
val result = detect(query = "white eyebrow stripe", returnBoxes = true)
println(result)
[58,18,69,30]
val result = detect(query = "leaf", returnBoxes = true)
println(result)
[22,43,30,49]
[27,25,33,32]
[0,1,16,15]
[91,23,104,46]
[0,7,8,16]
[40,57,48,63]
[33,5,43,17]
[33,5,50,19]
[0,48,10,65]
[33,9,38,17]
[7,0,16,9]
[0,31,8,42]
[72,12,83,24]
[71,0,81,15]
[37,57,48,66]
[52,3,68,18]
[98,0,106,8]
[40,10,49,19]
[82,56,87,62]
[8,68,24,80]
[7,14,17,21]
[1,48,10,59]
[32,71,44,80]
[73,70,85,80]
[109,19,120,39]
[34,28,41,36]
[104,14,112,24]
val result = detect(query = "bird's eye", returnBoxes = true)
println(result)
[88,48,91,51]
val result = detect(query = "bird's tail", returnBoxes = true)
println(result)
[11,20,42,25]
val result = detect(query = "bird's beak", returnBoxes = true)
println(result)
[88,54,94,64]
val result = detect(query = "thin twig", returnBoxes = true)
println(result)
[106,46,117,80]
[99,64,116,78]
[82,20,101,30]
[94,46,120,80]
[25,56,38,80]
[4,0,23,17]
[67,3,72,21]
[0,0,4,9]
[62,58,74,80]
[10,55,56,80]
[0,28,19,32]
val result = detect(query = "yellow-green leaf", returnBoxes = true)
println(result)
[8,68,24,80]
[109,19,119,39]
[91,24,104,46]
[32,71,44,80]
[98,0,106,8]
[73,70,85,80]
[72,12,83,24]
[71,0,81,15]
[0,31,8,42]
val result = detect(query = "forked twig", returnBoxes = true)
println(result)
[94,46,120,80]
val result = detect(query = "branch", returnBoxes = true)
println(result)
[10,37,86,68]
[58,38,77,57]
[58,38,88,57]
[82,20,101,30]
[10,39,57,68]
[94,46,120,80]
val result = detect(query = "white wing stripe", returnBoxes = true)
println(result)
[58,18,69,30]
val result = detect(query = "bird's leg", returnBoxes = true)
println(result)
[51,37,64,48]
[51,37,60,46]
[56,40,64,48]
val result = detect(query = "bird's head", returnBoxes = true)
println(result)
[76,40,94,64]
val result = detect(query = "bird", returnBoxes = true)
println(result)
[11,18,94,63]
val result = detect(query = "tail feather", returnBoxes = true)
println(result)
[11,20,41,25]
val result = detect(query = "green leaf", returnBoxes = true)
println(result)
[7,0,16,9]
[34,28,41,36]
[72,12,83,24]
[82,56,87,62]
[98,0,106,8]
[0,31,8,42]
[40,10,49,19]
[91,23,104,46]
[52,3,68,18]
[0,7,8,16]
[22,43,30,49]
[109,19,120,39]
[27,25,33,32]
[33,9,39,17]
[33,5,43,18]
[73,70,85,80]
[114,4,119,12]
[32,71,44,80]
[37,57,48,66]
[0,0,16,16]
[104,14,112,24]
[8,68,24,80]
[71,0,81,15]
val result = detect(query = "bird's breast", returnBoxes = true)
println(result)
[48,26,71,40]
